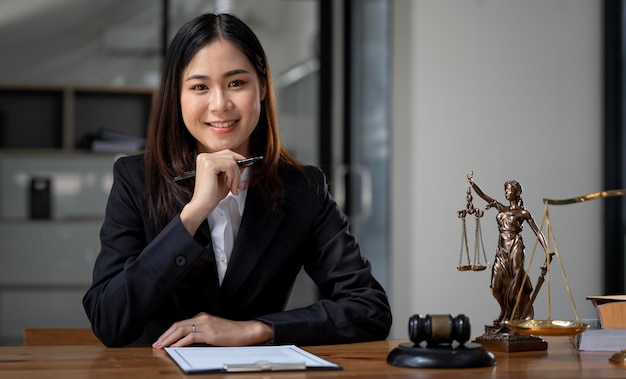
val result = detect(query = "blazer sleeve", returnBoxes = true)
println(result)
[82,155,206,347]
[256,167,392,345]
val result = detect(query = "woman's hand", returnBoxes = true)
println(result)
[180,150,246,235]
[486,200,498,210]
[152,312,274,348]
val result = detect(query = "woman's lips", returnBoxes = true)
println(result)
[208,120,236,128]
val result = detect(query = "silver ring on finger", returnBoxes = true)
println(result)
[192,324,196,333]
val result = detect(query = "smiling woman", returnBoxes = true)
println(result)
[0,0,325,346]
[81,12,392,348]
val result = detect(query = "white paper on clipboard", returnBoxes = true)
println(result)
[165,344,342,374]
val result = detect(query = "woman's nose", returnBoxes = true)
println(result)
[209,88,231,112]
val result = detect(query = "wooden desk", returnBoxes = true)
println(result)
[23,328,102,346]
[0,337,624,378]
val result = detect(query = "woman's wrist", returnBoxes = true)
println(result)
[252,321,274,344]
[180,204,207,235]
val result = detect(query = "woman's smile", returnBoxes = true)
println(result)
[208,120,237,128]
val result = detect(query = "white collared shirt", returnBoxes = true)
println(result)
[207,168,249,285]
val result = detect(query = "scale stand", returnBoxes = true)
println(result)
[473,325,547,353]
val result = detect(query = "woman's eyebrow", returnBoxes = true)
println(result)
[185,69,251,82]
[185,74,209,82]
[224,68,250,77]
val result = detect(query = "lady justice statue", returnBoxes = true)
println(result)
[465,172,553,352]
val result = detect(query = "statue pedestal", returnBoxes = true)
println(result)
[473,325,548,352]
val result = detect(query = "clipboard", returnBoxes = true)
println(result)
[165,345,342,374]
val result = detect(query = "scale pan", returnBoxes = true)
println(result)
[505,319,589,336]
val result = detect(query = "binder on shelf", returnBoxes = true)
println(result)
[29,177,51,219]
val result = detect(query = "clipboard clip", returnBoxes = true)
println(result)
[224,360,307,372]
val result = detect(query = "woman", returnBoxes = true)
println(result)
[83,13,391,348]
[468,175,550,326]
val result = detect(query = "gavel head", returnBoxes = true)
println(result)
[408,314,471,346]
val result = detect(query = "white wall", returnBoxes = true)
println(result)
[391,0,602,339]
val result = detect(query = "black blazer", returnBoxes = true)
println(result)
[83,154,392,347]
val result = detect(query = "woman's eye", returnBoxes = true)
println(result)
[229,80,244,88]
[192,84,208,91]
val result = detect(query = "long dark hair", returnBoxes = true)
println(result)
[144,13,301,233]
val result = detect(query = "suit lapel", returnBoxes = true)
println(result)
[220,187,286,297]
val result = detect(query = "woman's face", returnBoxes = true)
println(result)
[505,183,518,201]
[180,39,266,155]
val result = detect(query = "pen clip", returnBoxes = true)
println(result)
[223,361,306,372]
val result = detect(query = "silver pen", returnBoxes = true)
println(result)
[173,156,263,182]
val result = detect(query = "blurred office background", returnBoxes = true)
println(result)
[0,0,622,345]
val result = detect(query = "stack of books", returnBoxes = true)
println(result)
[571,295,626,351]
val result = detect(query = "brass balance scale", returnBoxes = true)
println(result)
[458,172,626,355]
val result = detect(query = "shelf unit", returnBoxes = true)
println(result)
[0,85,155,151]
[0,85,157,344]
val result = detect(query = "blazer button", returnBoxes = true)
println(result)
[175,255,187,267]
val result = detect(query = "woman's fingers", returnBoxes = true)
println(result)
[152,321,195,348]
[152,313,273,348]
[191,152,245,202]
[170,327,199,348]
